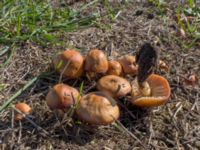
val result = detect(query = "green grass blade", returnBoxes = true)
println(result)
[0,45,16,68]
[0,76,39,112]
[0,46,10,56]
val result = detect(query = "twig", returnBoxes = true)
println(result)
[117,100,136,119]
[115,120,147,149]
[11,109,15,143]
[58,60,70,83]
[84,82,97,94]
[80,0,99,11]
[148,121,154,146]
[173,103,183,118]
[18,121,22,144]
[12,105,49,136]
[53,112,69,137]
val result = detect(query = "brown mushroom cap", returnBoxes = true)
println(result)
[97,75,131,98]
[46,83,80,110]
[53,49,84,78]
[131,74,171,107]
[118,55,138,75]
[76,92,120,125]
[84,49,108,74]
[15,103,32,121]
[107,60,123,76]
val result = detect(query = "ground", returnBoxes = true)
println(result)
[0,1,200,150]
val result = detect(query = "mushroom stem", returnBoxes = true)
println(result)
[132,78,151,98]
[138,80,151,96]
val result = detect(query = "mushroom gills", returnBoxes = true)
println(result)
[131,74,171,107]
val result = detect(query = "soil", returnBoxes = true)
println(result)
[0,1,199,150]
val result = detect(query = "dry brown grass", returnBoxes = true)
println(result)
[0,1,199,150]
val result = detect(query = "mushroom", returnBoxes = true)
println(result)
[131,74,171,107]
[53,49,84,79]
[15,103,32,121]
[118,55,137,75]
[46,83,80,110]
[107,60,123,76]
[84,49,108,78]
[76,92,120,125]
[131,43,170,107]
[97,75,131,98]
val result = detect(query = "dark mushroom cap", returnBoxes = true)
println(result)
[97,75,131,98]
[131,74,171,107]
[76,92,120,125]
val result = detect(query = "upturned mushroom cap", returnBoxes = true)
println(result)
[118,55,138,75]
[107,60,123,76]
[76,92,120,125]
[53,49,84,78]
[84,49,108,74]
[15,103,32,121]
[97,75,131,98]
[46,83,80,110]
[131,74,171,107]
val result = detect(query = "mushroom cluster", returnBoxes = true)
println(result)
[14,45,171,126]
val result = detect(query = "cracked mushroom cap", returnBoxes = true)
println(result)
[131,74,171,107]
[46,83,80,110]
[107,60,123,76]
[118,55,138,75]
[84,49,108,75]
[15,103,32,121]
[76,92,120,125]
[97,75,131,98]
[53,49,84,78]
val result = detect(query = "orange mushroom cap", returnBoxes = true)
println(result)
[131,74,171,107]
[118,55,138,75]
[107,60,123,76]
[84,49,108,75]
[46,83,80,110]
[76,92,120,125]
[97,75,131,98]
[15,103,32,121]
[53,49,84,78]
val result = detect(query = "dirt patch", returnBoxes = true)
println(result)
[0,1,199,150]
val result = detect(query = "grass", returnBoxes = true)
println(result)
[0,0,100,71]
[0,0,124,68]
[149,0,200,48]
[0,76,39,112]
[0,0,99,46]
[175,1,200,48]
[0,0,126,113]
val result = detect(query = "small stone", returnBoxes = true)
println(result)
[135,10,143,16]
[147,13,154,19]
